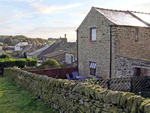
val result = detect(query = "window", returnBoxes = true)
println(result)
[90,62,96,75]
[135,28,139,42]
[90,28,96,41]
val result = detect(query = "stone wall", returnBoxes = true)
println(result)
[77,7,114,78]
[112,26,150,60]
[4,68,150,113]
[115,55,150,78]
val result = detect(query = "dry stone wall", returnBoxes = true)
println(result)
[4,68,150,113]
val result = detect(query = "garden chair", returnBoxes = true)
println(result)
[72,71,78,80]
[66,74,72,80]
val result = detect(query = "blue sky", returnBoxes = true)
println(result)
[0,0,150,42]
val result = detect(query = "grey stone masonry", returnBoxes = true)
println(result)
[77,7,114,78]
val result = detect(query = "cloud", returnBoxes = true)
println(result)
[53,20,65,23]
[29,3,83,14]
[9,13,28,19]
[134,4,150,13]
[70,10,88,17]
[11,0,36,2]
[129,0,150,5]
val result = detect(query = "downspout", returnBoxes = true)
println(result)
[109,26,112,78]
[77,30,79,73]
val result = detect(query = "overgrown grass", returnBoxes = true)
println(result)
[0,76,59,113]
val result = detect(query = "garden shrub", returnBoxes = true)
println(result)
[39,58,60,69]
[0,54,10,59]
[27,58,38,66]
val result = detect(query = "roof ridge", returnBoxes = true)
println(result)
[93,6,150,14]
[93,7,127,12]
[129,10,150,15]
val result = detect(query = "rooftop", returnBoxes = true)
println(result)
[43,51,67,58]
[94,7,150,27]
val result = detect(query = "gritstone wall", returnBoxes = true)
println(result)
[4,68,150,113]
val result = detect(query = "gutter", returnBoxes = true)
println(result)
[77,30,79,73]
[109,26,112,78]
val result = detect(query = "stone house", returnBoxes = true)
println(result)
[27,45,50,58]
[14,42,28,51]
[77,6,150,78]
[42,51,67,64]
[56,34,67,43]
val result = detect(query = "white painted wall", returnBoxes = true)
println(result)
[65,53,75,64]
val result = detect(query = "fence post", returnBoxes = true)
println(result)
[108,79,110,89]
[130,77,133,92]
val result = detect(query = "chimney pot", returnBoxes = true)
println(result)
[65,34,66,38]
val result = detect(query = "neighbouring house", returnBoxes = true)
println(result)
[56,34,67,43]
[27,45,50,58]
[14,42,28,51]
[65,53,77,64]
[3,46,14,51]
[42,51,67,63]
[38,42,61,60]
[77,6,150,78]
[3,46,14,56]
[19,44,32,57]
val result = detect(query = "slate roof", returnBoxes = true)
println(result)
[43,51,67,58]
[28,45,50,56]
[38,42,61,59]
[94,7,150,27]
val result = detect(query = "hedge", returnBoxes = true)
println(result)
[0,58,37,68]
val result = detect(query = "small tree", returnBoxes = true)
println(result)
[24,52,27,59]
[39,58,60,69]
[0,54,10,59]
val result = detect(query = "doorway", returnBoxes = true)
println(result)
[135,68,141,76]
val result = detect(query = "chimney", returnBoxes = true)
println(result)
[65,34,66,38]
[60,36,61,38]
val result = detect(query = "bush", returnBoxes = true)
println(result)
[15,59,27,68]
[27,58,38,66]
[39,58,60,69]
[0,58,27,68]
[0,54,10,59]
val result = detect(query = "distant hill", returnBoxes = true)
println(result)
[0,35,49,46]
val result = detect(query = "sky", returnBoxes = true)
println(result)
[0,0,150,42]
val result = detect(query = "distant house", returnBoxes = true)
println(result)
[38,42,61,60]
[15,42,28,51]
[56,34,67,43]
[42,51,67,63]
[77,6,150,78]
[48,38,56,41]
[27,45,50,58]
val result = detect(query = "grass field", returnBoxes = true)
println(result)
[0,76,59,113]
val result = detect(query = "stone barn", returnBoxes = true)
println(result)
[76,6,150,78]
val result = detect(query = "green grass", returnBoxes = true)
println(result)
[0,76,59,113]
[48,41,55,45]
